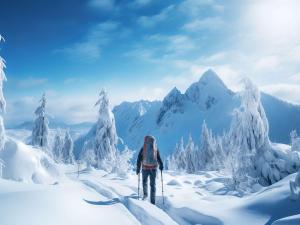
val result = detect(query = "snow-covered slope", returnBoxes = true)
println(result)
[261,93,300,144]
[112,69,300,157]
[185,69,234,110]
[0,137,60,184]
[0,164,299,225]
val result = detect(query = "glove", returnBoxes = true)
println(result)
[136,168,140,175]
[159,165,164,171]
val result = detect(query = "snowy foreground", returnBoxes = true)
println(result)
[0,164,300,225]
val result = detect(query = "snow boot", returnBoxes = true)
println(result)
[142,194,148,200]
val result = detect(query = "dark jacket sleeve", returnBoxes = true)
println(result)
[157,149,163,169]
[136,148,143,173]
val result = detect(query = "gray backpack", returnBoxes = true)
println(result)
[142,136,158,169]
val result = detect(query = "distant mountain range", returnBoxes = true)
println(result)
[13,69,300,159]
[112,69,300,157]
[9,116,93,132]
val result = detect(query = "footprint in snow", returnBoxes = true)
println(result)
[194,180,203,187]
[167,179,182,186]
[184,180,192,185]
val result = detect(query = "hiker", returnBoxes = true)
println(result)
[136,135,163,205]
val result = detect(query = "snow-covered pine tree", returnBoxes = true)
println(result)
[168,137,187,171]
[53,129,64,163]
[185,134,197,173]
[289,130,300,175]
[291,130,300,152]
[113,146,133,178]
[212,136,225,171]
[199,121,216,170]
[62,130,74,164]
[166,148,176,171]
[31,93,49,151]
[228,78,271,188]
[82,141,96,170]
[0,37,7,150]
[229,78,270,152]
[94,89,117,171]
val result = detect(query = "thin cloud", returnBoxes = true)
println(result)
[88,0,115,10]
[183,17,225,31]
[54,21,120,61]
[178,0,224,17]
[64,78,85,85]
[290,73,300,83]
[138,5,175,27]
[127,34,197,61]
[17,77,48,88]
[129,0,152,8]
[255,55,281,71]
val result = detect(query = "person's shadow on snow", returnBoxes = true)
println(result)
[83,194,139,206]
[84,198,121,205]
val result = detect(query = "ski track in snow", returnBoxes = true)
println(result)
[80,177,180,225]
[2,166,300,225]
[76,170,224,225]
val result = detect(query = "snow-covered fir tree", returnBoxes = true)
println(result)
[199,121,216,170]
[291,130,300,152]
[168,123,225,173]
[82,141,96,170]
[227,78,286,189]
[0,37,7,150]
[113,146,134,178]
[229,78,270,152]
[53,129,64,163]
[93,89,117,171]
[176,137,187,170]
[31,93,49,150]
[227,78,269,189]
[61,130,74,164]
[167,137,186,171]
[212,136,225,171]
[185,134,197,173]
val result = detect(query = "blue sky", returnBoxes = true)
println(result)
[1,0,300,125]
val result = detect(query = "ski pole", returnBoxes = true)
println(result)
[138,172,140,200]
[161,170,165,206]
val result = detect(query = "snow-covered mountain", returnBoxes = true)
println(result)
[9,116,93,132]
[113,69,300,157]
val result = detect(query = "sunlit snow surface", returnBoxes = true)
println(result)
[0,162,300,225]
[1,129,300,225]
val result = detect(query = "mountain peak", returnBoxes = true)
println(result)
[199,69,226,88]
[163,87,184,105]
[185,69,232,110]
[157,87,185,124]
[167,87,181,97]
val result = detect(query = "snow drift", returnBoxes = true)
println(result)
[0,137,60,184]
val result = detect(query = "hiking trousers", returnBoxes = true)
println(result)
[142,168,157,204]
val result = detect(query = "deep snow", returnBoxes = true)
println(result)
[1,161,300,225]
[0,137,60,184]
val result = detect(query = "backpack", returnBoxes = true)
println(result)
[142,136,158,169]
